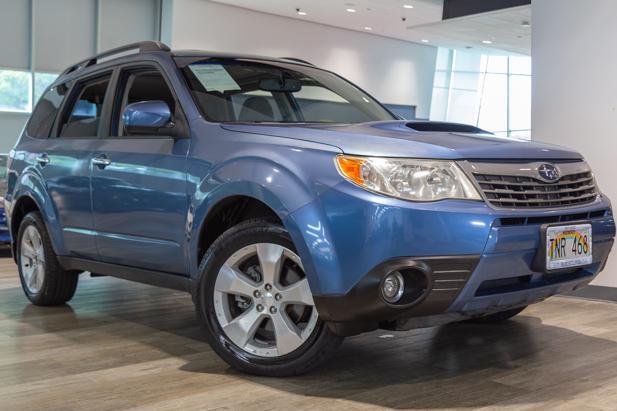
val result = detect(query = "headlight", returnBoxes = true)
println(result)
[335,155,481,202]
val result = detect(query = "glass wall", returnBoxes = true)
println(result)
[0,69,58,112]
[0,0,161,114]
[430,48,531,138]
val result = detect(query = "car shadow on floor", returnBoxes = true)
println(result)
[2,277,616,409]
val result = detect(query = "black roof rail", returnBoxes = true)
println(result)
[60,41,171,76]
[279,57,315,66]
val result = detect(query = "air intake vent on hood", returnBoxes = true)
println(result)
[406,122,491,134]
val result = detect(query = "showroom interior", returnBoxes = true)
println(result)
[1,0,617,409]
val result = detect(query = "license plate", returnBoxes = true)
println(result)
[546,224,592,270]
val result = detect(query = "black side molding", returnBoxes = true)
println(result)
[57,256,191,293]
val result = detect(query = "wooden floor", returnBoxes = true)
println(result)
[2,251,617,410]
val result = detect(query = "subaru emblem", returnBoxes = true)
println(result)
[538,163,560,182]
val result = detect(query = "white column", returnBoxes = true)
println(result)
[532,0,617,286]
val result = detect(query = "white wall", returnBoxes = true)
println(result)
[0,113,27,153]
[166,0,437,118]
[532,0,617,286]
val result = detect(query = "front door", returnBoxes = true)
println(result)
[90,66,190,274]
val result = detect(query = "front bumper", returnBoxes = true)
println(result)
[287,182,615,332]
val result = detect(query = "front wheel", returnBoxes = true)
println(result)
[195,219,343,376]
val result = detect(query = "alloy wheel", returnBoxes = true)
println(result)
[20,225,46,294]
[213,243,318,357]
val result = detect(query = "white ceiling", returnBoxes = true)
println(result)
[407,6,531,55]
[210,0,531,55]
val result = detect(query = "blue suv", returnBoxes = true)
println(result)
[6,42,615,376]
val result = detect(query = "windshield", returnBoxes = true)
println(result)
[180,59,396,124]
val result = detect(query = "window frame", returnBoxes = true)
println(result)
[107,61,189,139]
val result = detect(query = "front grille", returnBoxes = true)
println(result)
[472,166,598,209]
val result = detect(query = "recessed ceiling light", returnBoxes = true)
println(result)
[364,26,373,30]
[346,8,357,13]
[482,40,493,44]
[403,4,414,9]
[296,8,307,16]
[421,39,429,43]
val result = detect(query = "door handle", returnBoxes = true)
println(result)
[92,155,112,168]
[36,154,50,166]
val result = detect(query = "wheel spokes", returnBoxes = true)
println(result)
[280,278,314,306]
[30,228,42,250]
[20,226,45,294]
[271,310,304,356]
[256,243,285,286]
[21,241,36,259]
[222,307,265,349]
[25,264,37,289]
[34,263,45,290]
[216,264,257,298]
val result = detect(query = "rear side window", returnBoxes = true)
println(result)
[26,85,67,138]
[58,75,111,138]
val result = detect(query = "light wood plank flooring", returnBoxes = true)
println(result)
[1,250,617,410]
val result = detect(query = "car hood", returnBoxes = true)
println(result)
[221,121,582,160]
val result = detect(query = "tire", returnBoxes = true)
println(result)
[16,211,78,306]
[466,306,527,324]
[194,219,343,376]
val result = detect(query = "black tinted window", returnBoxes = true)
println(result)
[26,85,67,138]
[59,75,111,137]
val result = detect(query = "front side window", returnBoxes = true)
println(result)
[58,75,111,137]
[26,84,68,138]
[113,68,176,136]
[180,59,395,124]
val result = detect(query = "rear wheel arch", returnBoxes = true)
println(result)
[10,195,43,259]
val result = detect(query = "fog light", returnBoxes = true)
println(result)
[382,271,404,303]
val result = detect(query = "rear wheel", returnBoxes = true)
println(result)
[466,306,527,324]
[17,212,78,306]
[195,219,342,376]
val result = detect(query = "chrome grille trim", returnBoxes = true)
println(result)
[459,161,598,209]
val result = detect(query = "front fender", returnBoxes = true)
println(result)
[187,147,343,292]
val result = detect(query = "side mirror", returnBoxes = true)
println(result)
[122,100,173,135]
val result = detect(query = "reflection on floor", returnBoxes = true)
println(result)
[1,251,617,410]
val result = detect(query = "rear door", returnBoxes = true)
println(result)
[90,63,190,274]
[27,73,114,259]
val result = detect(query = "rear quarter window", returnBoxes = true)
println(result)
[26,84,68,138]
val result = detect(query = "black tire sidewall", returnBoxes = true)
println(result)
[195,220,339,375]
